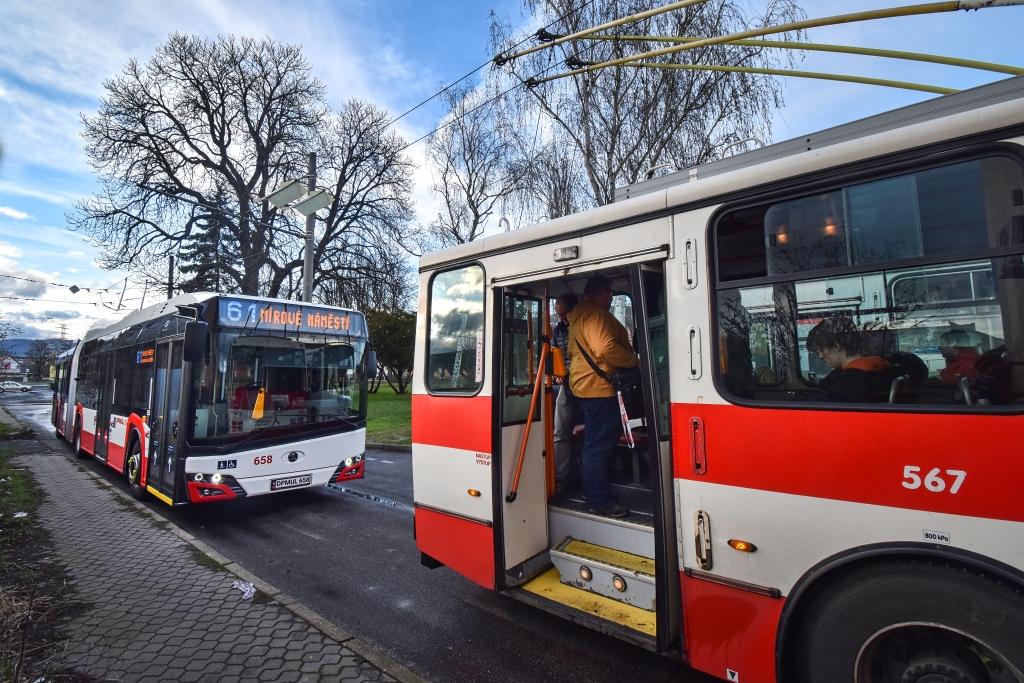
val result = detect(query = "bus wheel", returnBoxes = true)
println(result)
[792,561,1024,683]
[72,423,85,458]
[125,438,145,500]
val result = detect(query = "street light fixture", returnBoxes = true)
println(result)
[292,189,332,216]
[266,179,308,208]
[263,154,334,303]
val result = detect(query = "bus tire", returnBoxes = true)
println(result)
[125,436,145,500]
[72,422,85,458]
[791,560,1024,683]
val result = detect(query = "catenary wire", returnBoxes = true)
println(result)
[385,0,600,128]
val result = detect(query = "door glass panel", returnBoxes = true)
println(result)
[164,344,183,487]
[642,270,671,437]
[149,345,169,486]
[502,294,541,424]
[428,265,485,393]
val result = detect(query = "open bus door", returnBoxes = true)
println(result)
[147,341,182,503]
[496,289,550,584]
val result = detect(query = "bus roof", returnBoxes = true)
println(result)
[419,75,1024,272]
[81,292,362,344]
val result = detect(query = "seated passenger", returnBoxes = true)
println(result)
[938,329,980,385]
[806,315,890,402]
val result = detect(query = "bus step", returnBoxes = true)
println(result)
[548,504,655,558]
[549,536,656,611]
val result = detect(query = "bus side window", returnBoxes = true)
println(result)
[713,154,1024,409]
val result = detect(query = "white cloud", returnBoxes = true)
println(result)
[0,181,79,206]
[0,206,31,220]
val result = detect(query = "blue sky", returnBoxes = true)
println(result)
[0,0,1022,339]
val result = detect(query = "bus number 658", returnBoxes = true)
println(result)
[254,455,273,466]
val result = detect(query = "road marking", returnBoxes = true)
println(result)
[379,459,394,464]
[274,519,324,541]
[327,484,412,514]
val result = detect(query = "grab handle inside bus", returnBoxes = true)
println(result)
[183,320,209,363]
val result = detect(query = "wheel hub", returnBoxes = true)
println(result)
[900,651,988,683]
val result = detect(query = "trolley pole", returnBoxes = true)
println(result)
[302,152,316,303]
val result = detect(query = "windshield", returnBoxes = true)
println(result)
[193,329,367,442]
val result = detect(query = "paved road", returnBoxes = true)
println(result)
[11,400,713,683]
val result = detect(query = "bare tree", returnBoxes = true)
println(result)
[0,315,21,356]
[491,0,805,210]
[71,34,414,300]
[423,84,529,249]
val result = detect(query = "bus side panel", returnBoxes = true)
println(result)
[107,414,130,473]
[673,404,1023,524]
[681,573,784,683]
[412,393,495,589]
[415,507,495,589]
[80,407,97,455]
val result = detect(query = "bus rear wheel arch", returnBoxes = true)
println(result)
[125,434,145,500]
[787,560,1024,683]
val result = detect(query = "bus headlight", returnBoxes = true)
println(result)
[345,458,354,467]
[211,473,223,485]
[354,454,363,463]
[193,473,205,482]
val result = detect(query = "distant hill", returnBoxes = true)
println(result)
[0,338,76,357]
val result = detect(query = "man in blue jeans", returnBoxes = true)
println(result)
[566,276,638,518]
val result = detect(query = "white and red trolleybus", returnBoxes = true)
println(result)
[412,76,1024,682]
[52,293,371,505]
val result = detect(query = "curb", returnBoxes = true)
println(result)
[366,442,412,453]
[6,408,426,683]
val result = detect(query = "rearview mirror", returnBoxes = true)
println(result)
[365,349,378,376]
[183,320,209,363]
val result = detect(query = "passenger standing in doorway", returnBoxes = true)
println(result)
[552,293,579,496]
[568,276,638,518]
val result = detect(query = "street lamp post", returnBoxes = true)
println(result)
[302,152,316,303]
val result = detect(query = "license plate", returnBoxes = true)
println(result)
[271,474,312,491]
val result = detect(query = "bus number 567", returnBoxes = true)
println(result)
[902,466,966,494]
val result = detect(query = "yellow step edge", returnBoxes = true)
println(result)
[560,538,655,576]
[521,568,657,636]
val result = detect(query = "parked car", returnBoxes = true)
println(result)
[0,381,32,392]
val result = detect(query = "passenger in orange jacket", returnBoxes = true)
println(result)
[567,275,638,518]
[806,315,890,403]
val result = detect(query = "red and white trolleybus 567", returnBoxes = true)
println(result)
[412,76,1024,682]
[53,293,371,505]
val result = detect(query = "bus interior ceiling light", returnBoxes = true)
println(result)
[265,179,307,208]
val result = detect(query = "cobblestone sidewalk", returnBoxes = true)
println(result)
[3,411,411,682]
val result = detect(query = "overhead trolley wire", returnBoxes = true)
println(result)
[0,272,111,292]
[522,1,1024,87]
[0,294,109,306]
[400,0,665,154]
[387,0,600,128]
[494,0,707,64]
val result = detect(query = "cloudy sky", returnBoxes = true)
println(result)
[0,0,1022,340]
